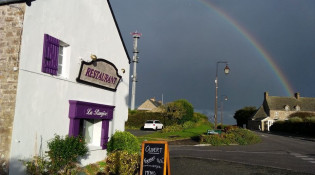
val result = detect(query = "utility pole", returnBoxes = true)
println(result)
[130,31,142,110]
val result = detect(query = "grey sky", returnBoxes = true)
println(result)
[110,0,315,124]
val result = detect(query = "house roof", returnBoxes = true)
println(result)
[251,92,315,121]
[137,98,162,111]
[266,96,315,111]
[251,105,268,121]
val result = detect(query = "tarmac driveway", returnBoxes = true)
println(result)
[126,129,156,137]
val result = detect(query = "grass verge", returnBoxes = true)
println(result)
[137,123,211,143]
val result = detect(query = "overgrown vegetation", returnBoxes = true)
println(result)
[233,106,257,127]
[160,112,210,133]
[104,131,141,175]
[126,111,176,129]
[126,99,196,129]
[200,128,261,146]
[105,150,140,175]
[163,99,194,124]
[107,131,140,154]
[47,135,88,174]
[23,135,88,175]
[270,115,315,136]
[138,122,212,143]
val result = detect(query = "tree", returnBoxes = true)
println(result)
[164,99,194,124]
[233,106,257,127]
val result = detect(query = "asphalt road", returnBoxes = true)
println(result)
[129,129,315,174]
[169,132,315,175]
[127,129,156,137]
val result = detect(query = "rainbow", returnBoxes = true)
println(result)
[198,0,295,96]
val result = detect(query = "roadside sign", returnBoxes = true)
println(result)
[140,141,171,175]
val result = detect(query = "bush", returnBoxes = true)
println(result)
[183,121,195,129]
[223,125,239,132]
[161,125,183,133]
[165,99,194,124]
[192,112,208,123]
[288,112,315,119]
[227,128,261,145]
[305,116,315,123]
[200,128,261,146]
[200,135,225,146]
[289,117,303,123]
[47,135,88,174]
[105,150,140,175]
[23,156,49,175]
[270,119,315,136]
[107,131,140,154]
[126,111,176,129]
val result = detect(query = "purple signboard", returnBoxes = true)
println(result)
[68,100,115,149]
[69,100,114,120]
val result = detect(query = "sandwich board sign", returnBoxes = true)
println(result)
[140,141,171,175]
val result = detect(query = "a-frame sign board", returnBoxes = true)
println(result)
[140,141,171,175]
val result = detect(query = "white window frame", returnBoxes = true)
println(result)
[82,119,102,148]
[57,40,70,78]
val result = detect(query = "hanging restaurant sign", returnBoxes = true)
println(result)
[77,59,121,91]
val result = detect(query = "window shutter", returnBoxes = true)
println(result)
[42,34,59,75]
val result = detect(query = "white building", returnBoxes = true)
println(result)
[7,0,130,174]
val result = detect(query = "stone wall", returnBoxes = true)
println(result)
[0,3,25,174]
[270,110,315,121]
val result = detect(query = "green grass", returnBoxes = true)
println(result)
[137,123,211,142]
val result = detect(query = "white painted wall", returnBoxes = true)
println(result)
[9,0,130,174]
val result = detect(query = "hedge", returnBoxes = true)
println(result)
[270,120,315,136]
[126,111,177,129]
[200,128,261,146]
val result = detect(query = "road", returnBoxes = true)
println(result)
[169,132,315,174]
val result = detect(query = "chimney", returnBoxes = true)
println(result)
[295,92,300,100]
[264,92,269,100]
[150,98,155,102]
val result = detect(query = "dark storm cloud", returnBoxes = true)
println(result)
[110,0,315,124]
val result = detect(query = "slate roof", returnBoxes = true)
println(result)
[251,105,268,121]
[266,96,315,111]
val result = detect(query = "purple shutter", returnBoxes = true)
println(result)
[42,34,59,75]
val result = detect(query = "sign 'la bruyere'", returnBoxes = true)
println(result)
[77,59,122,91]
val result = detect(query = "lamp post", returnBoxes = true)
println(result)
[214,61,230,129]
[220,95,228,127]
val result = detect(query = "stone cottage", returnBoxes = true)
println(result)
[0,0,130,174]
[248,92,315,131]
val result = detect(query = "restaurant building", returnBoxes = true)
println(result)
[0,0,130,174]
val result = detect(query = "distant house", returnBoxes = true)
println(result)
[137,98,163,112]
[248,92,315,131]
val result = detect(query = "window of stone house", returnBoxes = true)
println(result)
[295,105,300,111]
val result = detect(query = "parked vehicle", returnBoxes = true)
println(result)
[207,129,219,135]
[144,120,164,130]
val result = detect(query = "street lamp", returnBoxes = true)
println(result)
[214,61,230,129]
[220,95,228,127]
